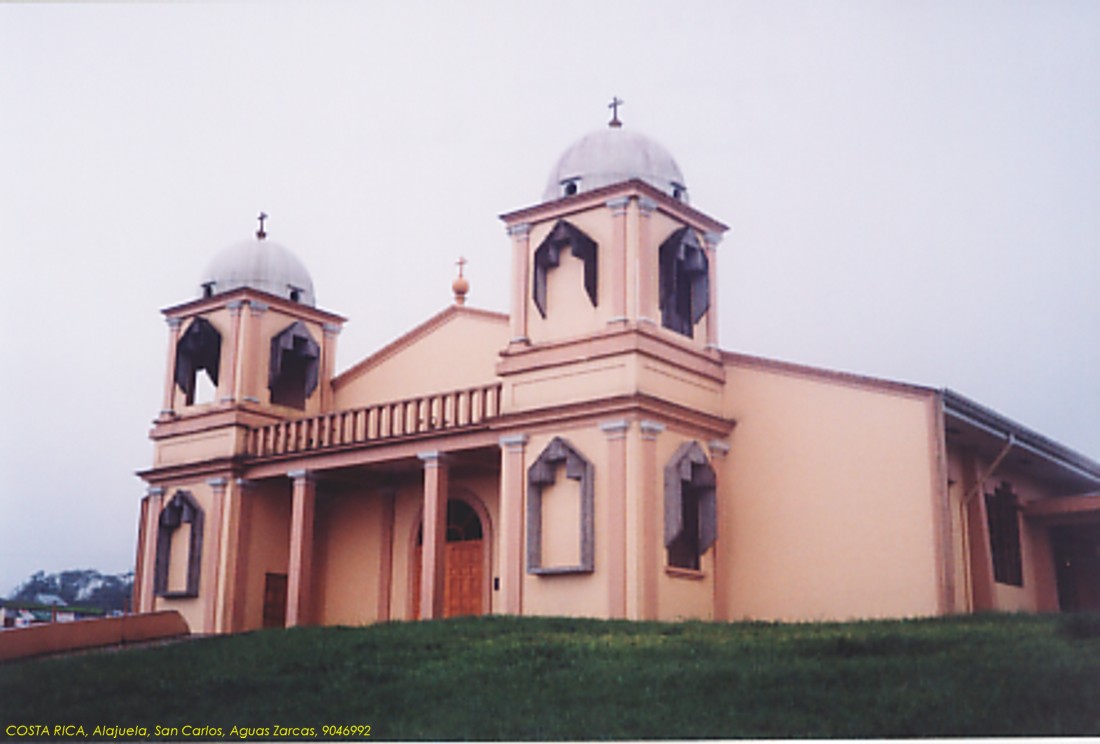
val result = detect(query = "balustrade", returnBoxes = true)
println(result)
[248,383,502,457]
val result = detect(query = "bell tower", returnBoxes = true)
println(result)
[497,112,728,414]
[135,215,344,632]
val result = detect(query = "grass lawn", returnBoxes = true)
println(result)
[2,613,1100,740]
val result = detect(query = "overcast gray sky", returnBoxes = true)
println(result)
[1,1,1097,595]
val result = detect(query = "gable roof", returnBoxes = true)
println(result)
[331,304,507,391]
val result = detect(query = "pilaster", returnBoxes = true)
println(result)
[606,198,630,325]
[238,300,268,404]
[204,477,227,632]
[320,323,341,411]
[600,419,631,618]
[707,439,731,621]
[704,232,723,350]
[636,197,659,326]
[498,434,529,614]
[160,319,183,417]
[639,420,665,620]
[507,223,532,346]
[218,301,245,404]
[139,487,164,613]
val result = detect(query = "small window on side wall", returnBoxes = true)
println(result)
[986,482,1023,586]
[154,490,204,598]
[665,441,717,571]
[269,321,320,409]
[175,317,221,405]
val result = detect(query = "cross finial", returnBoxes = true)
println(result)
[608,96,624,128]
[452,256,470,305]
[256,211,268,239]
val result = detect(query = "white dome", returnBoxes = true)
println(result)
[200,236,316,306]
[543,126,688,203]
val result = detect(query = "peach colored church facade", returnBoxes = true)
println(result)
[133,121,1100,635]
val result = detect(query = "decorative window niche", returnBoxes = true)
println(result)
[532,220,598,318]
[658,227,710,338]
[154,490,204,598]
[269,321,320,409]
[665,441,717,571]
[985,482,1023,586]
[527,437,594,575]
[175,317,221,405]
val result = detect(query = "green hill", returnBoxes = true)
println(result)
[2,614,1100,740]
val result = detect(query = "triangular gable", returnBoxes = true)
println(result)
[332,305,509,408]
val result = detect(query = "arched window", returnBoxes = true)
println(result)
[269,321,320,409]
[665,441,717,571]
[527,437,595,574]
[175,317,221,405]
[154,490,204,598]
[532,220,599,318]
[659,227,710,338]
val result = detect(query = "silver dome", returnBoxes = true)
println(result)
[200,236,316,306]
[543,126,688,203]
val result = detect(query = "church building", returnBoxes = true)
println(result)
[133,111,1100,634]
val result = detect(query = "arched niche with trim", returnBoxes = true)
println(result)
[664,441,717,571]
[527,436,595,574]
[659,226,710,338]
[154,490,204,598]
[175,317,221,405]
[269,320,320,409]
[532,220,599,318]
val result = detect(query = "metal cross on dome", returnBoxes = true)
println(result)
[608,96,624,128]
[256,211,268,239]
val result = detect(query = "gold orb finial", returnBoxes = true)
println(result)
[452,256,469,305]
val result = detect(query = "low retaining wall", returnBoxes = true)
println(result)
[0,611,190,662]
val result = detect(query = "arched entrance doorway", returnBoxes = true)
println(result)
[413,498,488,619]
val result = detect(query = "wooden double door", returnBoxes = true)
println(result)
[413,499,486,619]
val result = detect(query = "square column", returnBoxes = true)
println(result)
[418,452,449,620]
[601,420,631,619]
[498,434,529,614]
[286,470,316,627]
[220,478,253,633]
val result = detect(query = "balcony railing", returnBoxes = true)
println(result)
[248,383,503,458]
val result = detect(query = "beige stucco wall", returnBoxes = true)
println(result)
[239,482,291,631]
[522,426,612,619]
[333,310,508,410]
[313,489,385,626]
[721,361,942,621]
